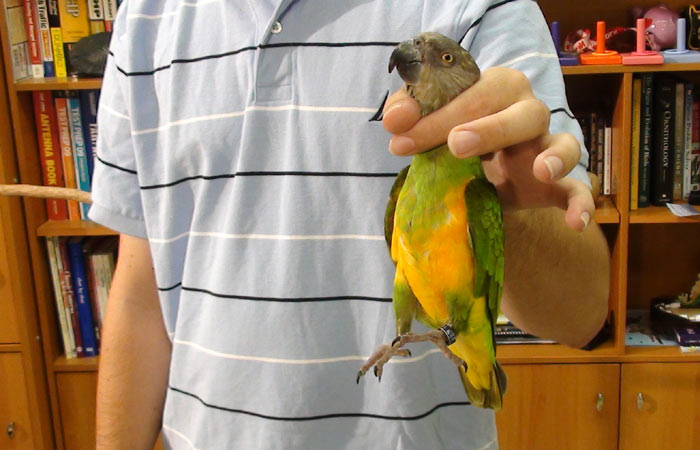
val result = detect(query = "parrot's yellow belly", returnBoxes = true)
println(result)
[392,184,475,325]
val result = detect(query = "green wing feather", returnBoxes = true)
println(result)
[464,177,504,328]
[384,165,410,259]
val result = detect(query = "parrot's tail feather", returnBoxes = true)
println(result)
[458,360,507,410]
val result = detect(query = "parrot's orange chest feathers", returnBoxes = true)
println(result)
[392,178,476,325]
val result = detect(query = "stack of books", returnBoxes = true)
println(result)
[46,236,117,359]
[4,0,122,80]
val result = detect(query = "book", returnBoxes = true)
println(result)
[690,95,700,194]
[67,93,91,219]
[603,126,612,195]
[79,90,99,180]
[67,237,98,356]
[32,91,68,220]
[35,0,55,77]
[102,0,116,32]
[54,92,81,220]
[47,0,67,77]
[21,0,44,78]
[57,0,90,43]
[630,77,642,210]
[87,0,105,33]
[58,237,83,357]
[651,76,675,205]
[5,0,32,81]
[46,237,75,358]
[673,82,685,200]
[673,323,700,346]
[683,84,694,200]
[639,73,654,207]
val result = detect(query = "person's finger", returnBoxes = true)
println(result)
[382,90,421,135]
[387,67,534,155]
[556,177,596,232]
[531,133,582,183]
[447,98,550,158]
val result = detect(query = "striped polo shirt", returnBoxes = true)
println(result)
[89,1,588,448]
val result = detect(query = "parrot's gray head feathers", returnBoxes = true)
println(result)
[389,32,480,116]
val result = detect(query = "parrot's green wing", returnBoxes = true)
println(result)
[464,177,504,329]
[384,165,410,259]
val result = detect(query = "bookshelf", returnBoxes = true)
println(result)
[0,0,699,449]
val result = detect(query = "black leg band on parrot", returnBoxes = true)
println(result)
[439,325,457,345]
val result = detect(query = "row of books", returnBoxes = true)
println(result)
[46,236,116,359]
[33,89,99,221]
[5,0,122,81]
[630,73,700,209]
[577,112,613,196]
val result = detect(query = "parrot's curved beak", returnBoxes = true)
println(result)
[389,40,422,85]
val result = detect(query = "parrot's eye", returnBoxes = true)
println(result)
[441,52,454,64]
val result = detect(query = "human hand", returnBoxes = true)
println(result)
[382,66,594,232]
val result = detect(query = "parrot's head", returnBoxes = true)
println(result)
[389,32,480,116]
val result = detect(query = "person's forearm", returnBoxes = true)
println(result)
[96,237,171,449]
[499,207,610,348]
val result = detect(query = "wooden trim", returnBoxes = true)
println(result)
[37,221,118,237]
[14,78,102,91]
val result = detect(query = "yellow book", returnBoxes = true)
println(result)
[50,28,67,78]
[630,78,642,211]
[57,0,90,43]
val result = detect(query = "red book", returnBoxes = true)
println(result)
[58,237,84,357]
[32,91,67,220]
[22,0,43,77]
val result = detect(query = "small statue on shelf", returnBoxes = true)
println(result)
[678,273,700,308]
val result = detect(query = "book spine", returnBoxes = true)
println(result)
[630,78,642,210]
[604,126,612,195]
[684,84,694,200]
[32,91,68,220]
[46,237,75,358]
[87,0,105,33]
[22,0,44,77]
[639,73,654,207]
[5,2,33,81]
[84,251,101,345]
[67,238,98,356]
[58,237,83,357]
[67,95,91,219]
[102,0,116,32]
[652,77,674,206]
[35,0,55,77]
[692,96,700,193]
[79,90,99,179]
[54,93,81,220]
[47,0,67,77]
[57,0,90,43]
[673,82,685,200]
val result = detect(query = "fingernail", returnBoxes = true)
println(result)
[383,101,405,119]
[580,211,591,230]
[389,136,415,155]
[449,131,480,157]
[543,156,564,180]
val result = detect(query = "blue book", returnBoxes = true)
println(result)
[67,238,98,356]
[67,95,91,219]
[79,90,99,181]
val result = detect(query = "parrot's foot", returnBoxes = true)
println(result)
[356,329,464,383]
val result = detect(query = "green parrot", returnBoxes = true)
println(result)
[358,32,507,410]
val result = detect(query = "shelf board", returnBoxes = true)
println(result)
[562,62,700,76]
[14,77,102,91]
[497,340,619,364]
[53,355,98,372]
[630,204,700,224]
[623,346,700,363]
[37,220,118,237]
[594,196,619,224]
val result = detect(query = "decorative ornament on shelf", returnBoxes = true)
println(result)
[678,274,700,308]
[643,3,680,51]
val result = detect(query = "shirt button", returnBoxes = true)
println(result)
[271,21,282,34]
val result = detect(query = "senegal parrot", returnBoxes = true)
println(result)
[358,32,507,410]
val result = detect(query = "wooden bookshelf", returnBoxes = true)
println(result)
[14,77,102,92]
[629,204,700,224]
[53,356,99,373]
[36,220,117,237]
[562,62,700,76]
[594,196,619,224]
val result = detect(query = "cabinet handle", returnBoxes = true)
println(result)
[596,392,604,412]
[637,392,644,410]
[6,421,14,439]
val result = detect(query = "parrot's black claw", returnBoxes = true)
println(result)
[356,370,364,384]
[391,335,402,347]
[373,365,379,377]
[406,349,412,357]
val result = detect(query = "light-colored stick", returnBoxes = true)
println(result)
[0,184,92,204]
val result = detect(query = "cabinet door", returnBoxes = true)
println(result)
[0,353,35,449]
[56,372,98,450]
[620,363,700,450]
[0,218,20,343]
[495,363,620,450]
